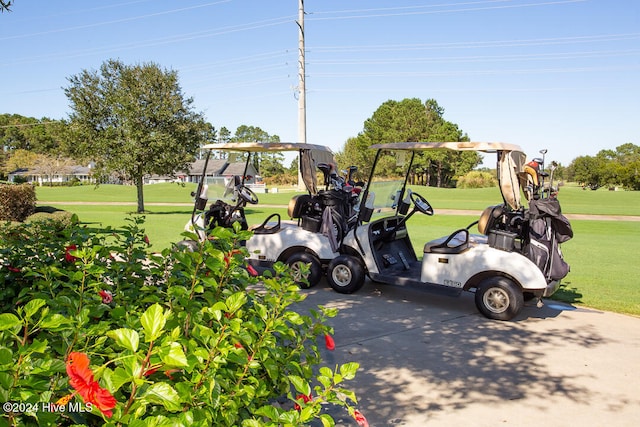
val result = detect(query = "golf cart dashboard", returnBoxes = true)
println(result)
[369,216,408,242]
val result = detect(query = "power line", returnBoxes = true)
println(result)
[307,33,640,52]
[309,49,640,66]
[306,0,587,21]
[0,0,233,41]
[309,64,640,79]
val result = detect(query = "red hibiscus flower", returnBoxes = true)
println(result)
[353,409,369,427]
[66,352,117,418]
[224,249,243,268]
[7,266,20,273]
[65,245,78,263]
[98,290,113,304]
[143,366,159,377]
[234,342,243,349]
[246,264,258,277]
[294,393,312,411]
[324,334,335,351]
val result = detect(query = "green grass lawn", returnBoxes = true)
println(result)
[36,183,640,215]
[34,183,640,317]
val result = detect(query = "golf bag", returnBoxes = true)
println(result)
[525,198,573,281]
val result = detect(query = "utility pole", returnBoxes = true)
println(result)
[297,0,306,145]
[296,0,306,190]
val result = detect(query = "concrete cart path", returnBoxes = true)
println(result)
[294,281,640,427]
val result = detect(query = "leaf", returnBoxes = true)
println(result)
[287,375,311,396]
[0,347,12,365]
[140,303,167,342]
[336,387,357,404]
[27,338,48,354]
[0,372,12,389]
[140,383,182,412]
[40,313,71,330]
[320,413,336,427]
[225,292,247,313]
[0,313,21,331]
[23,299,46,319]
[339,362,360,380]
[158,342,188,367]
[110,306,126,319]
[104,366,132,392]
[254,405,279,421]
[107,328,140,352]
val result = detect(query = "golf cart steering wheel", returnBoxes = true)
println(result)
[410,192,434,215]
[238,185,259,205]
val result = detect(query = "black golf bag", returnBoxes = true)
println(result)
[525,198,573,281]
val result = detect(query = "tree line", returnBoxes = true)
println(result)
[566,144,640,190]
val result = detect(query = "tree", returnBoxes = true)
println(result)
[64,59,208,212]
[567,143,640,190]
[567,155,602,189]
[0,114,64,154]
[2,149,37,175]
[339,98,478,187]
[219,126,232,143]
[230,125,281,175]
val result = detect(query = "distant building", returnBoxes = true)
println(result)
[8,165,94,185]
[9,160,260,186]
[144,160,258,185]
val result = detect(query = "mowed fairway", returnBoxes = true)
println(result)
[35,183,640,317]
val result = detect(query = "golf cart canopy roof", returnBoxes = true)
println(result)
[201,142,334,153]
[200,142,335,195]
[370,141,524,153]
[369,141,528,210]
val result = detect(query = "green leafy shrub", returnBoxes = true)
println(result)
[25,210,78,231]
[456,170,498,189]
[0,218,365,426]
[0,183,36,222]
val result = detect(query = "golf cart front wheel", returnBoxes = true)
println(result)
[286,252,322,289]
[327,255,365,294]
[475,277,524,321]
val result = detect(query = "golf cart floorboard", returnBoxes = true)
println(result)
[368,262,462,297]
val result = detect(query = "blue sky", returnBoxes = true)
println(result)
[1,0,639,166]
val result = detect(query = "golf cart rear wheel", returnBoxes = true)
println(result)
[327,255,365,294]
[475,277,524,321]
[286,253,322,289]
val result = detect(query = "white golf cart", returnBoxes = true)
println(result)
[327,141,573,321]
[184,142,362,287]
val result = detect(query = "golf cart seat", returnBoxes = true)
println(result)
[288,194,312,219]
[424,229,470,254]
[477,205,504,235]
[250,213,281,235]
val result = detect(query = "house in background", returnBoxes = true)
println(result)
[10,159,261,188]
[8,165,94,185]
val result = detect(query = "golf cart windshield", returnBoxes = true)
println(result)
[363,149,411,216]
[198,142,336,200]
[368,141,527,211]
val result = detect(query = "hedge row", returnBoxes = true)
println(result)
[0,183,36,222]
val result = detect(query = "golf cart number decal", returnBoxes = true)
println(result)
[443,279,463,288]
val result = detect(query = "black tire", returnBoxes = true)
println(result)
[474,277,524,321]
[327,255,365,294]
[286,252,322,289]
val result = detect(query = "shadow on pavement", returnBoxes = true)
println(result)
[293,279,618,426]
